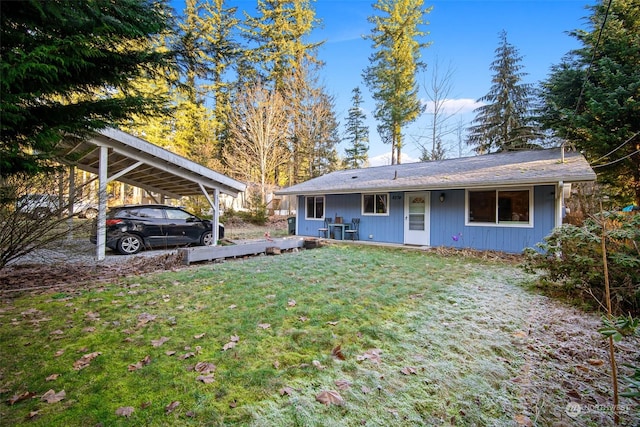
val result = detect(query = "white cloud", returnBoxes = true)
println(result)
[421,98,484,115]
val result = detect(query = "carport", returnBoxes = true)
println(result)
[54,128,246,260]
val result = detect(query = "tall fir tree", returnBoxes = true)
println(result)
[198,0,241,164]
[241,0,322,93]
[466,30,539,154]
[363,0,431,165]
[343,87,370,169]
[539,0,640,205]
[0,0,173,177]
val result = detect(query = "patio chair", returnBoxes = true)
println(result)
[344,218,360,240]
[318,217,331,238]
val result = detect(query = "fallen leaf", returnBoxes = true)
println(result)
[230,335,240,342]
[73,352,101,370]
[85,311,100,321]
[137,312,157,327]
[45,374,60,382]
[312,360,325,370]
[273,360,280,369]
[54,350,64,357]
[194,333,206,339]
[326,321,338,326]
[400,366,417,375]
[513,331,528,338]
[165,350,176,356]
[229,399,237,408]
[332,344,345,360]
[587,358,604,366]
[50,329,64,335]
[152,337,170,347]
[7,391,36,405]
[194,362,216,374]
[178,352,195,360]
[298,316,309,322]
[279,386,294,396]
[288,299,296,307]
[128,355,151,371]
[196,374,215,383]
[140,401,152,409]
[82,327,96,333]
[228,304,237,309]
[222,341,236,351]
[515,414,533,426]
[115,406,135,417]
[41,389,66,404]
[361,385,371,394]
[316,390,344,406]
[356,348,381,364]
[28,410,40,419]
[335,379,351,390]
[258,323,271,329]
[165,401,180,414]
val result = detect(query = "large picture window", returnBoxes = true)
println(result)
[467,189,532,226]
[362,193,389,215]
[305,196,325,219]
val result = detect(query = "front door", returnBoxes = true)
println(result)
[404,192,430,245]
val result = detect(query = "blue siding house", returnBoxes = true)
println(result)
[276,149,596,253]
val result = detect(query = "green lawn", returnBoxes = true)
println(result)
[0,245,539,425]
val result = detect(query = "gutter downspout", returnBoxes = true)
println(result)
[555,181,564,228]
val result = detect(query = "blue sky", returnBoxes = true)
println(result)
[310,0,596,164]
[172,0,596,164]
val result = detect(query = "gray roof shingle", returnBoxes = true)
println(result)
[276,148,596,195]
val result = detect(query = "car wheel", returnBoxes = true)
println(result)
[116,234,143,255]
[83,208,98,219]
[200,231,214,246]
[32,207,50,219]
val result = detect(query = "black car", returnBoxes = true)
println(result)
[91,204,224,255]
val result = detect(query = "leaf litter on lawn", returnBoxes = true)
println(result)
[0,245,638,426]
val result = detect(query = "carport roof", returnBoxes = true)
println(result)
[55,128,246,198]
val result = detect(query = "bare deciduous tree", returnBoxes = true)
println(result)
[224,83,289,204]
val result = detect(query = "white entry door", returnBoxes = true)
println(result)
[404,192,430,245]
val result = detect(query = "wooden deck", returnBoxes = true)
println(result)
[178,236,313,265]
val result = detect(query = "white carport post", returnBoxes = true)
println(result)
[67,165,76,239]
[96,145,108,261]
[199,184,219,246]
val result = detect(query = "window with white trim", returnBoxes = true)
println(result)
[305,196,325,219]
[362,193,389,215]
[467,188,532,226]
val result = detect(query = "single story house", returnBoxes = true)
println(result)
[276,148,596,253]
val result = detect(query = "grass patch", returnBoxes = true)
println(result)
[1,245,530,426]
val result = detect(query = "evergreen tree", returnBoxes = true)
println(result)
[343,87,370,169]
[0,0,173,177]
[363,0,431,165]
[466,30,539,154]
[242,0,322,92]
[538,0,640,205]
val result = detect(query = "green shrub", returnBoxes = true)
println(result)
[523,212,640,315]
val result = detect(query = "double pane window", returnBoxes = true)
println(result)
[467,189,531,226]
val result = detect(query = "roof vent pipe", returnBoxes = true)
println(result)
[393,170,398,180]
